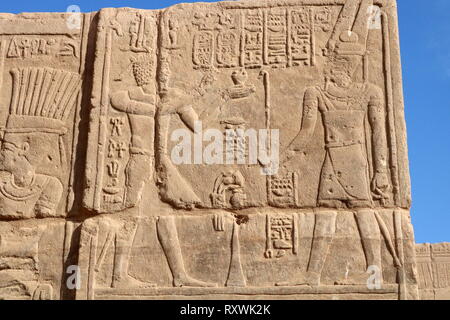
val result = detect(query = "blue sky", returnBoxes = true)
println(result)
[0,0,448,243]
[397,0,450,243]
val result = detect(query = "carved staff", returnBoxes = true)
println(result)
[259,69,272,203]
[374,211,401,267]
[258,69,271,131]
[259,69,271,168]
[381,11,400,206]
[264,214,273,258]
[0,41,5,139]
[0,40,5,96]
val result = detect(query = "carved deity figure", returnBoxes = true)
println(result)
[168,18,179,48]
[110,57,156,209]
[0,134,62,219]
[0,67,79,219]
[281,54,391,286]
[103,57,215,288]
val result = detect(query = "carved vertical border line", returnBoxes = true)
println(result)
[63,222,74,262]
[155,9,166,175]
[363,52,369,82]
[63,13,92,299]
[263,9,268,66]
[286,9,292,67]
[94,11,115,210]
[394,209,407,299]
[381,11,400,206]
[293,212,299,254]
[0,40,6,97]
[239,11,245,68]
[265,213,272,255]
[66,13,91,212]
[0,40,5,138]
[293,172,299,206]
[309,7,315,67]
[87,231,98,300]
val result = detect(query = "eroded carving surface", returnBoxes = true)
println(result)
[416,243,450,300]
[0,0,433,300]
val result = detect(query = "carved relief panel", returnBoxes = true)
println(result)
[417,243,450,300]
[155,0,410,212]
[79,1,418,301]
[0,0,419,301]
[0,12,91,299]
[83,9,158,214]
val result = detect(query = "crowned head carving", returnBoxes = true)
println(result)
[324,54,362,87]
[0,67,80,177]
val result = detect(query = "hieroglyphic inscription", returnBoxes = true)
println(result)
[193,31,214,69]
[191,6,324,70]
[289,8,314,66]
[265,213,298,259]
[0,0,425,301]
[6,37,79,59]
[268,172,299,207]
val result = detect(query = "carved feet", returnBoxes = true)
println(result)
[335,271,383,286]
[112,274,218,288]
[173,275,218,288]
[112,275,156,289]
[276,271,321,287]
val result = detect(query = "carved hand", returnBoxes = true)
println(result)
[281,134,307,164]
[129,86,155,104]
[160,87,189,112]
[371,172,391,199]
[280,149,297,165]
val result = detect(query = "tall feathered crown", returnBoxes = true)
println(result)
[6,67,81,134]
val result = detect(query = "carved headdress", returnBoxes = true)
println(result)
[131,56,153,87]
[2,67,81,174]
[327,0,374,57]
[325,0,375,80]
[6,67,80,133]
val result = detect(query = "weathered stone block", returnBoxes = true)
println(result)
[0,0,428,300]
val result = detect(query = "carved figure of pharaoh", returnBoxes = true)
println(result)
[281,53,394,286]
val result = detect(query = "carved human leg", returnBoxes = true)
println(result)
[336,209,382,285]
[358,209,382,272]
[112,219,155,288]
[123,151,152,208]
[157,216,217,287]
[277,211,337,286]
[398,209,420,299]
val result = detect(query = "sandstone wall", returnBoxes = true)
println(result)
[0,0,424,300]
